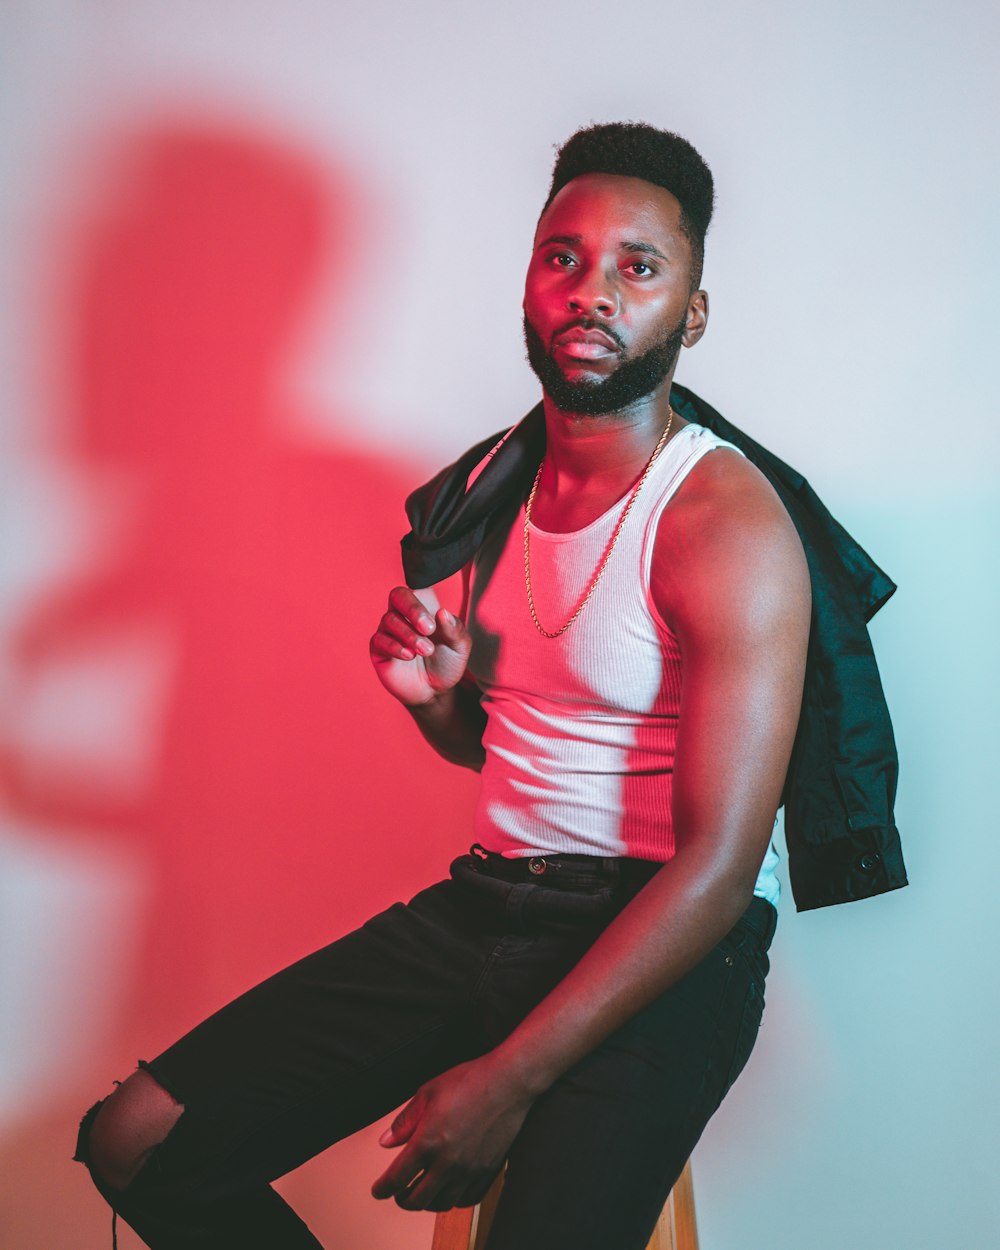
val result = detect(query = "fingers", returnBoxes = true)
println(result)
[371,1126,464,1210]
[370,611,433,662]
[371,1143,426,1201]
[432,607,471,650]
[388,585,437,635]
[393,1163,497,1212]
[378,1100,418,1148]
[370,587,436,662]
[372,1096,423,1199]
[455,1169,501,1210]
[376,1156,484,1212]
[372,1124,496,1212]
[420,1170,496,1213]
[370,588,468,664]
[395,1170,463,1212]
[369,1060,510,1213]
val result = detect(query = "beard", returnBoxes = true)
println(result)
[523,311,687,416]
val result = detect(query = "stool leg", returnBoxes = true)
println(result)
[430,1170,505,1250]
[431,1159,697,1250]
[671,1160,699,1250]
[647,1160,699,1250]
[431,1205,476,1250]
[472,1174,505,1250]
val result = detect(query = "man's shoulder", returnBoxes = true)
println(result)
[652,442,810,638]
[660,439,795,544]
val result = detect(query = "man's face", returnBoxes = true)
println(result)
[522,173,706,415]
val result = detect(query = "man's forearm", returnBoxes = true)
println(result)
[408,682,487,771]
[485,845,752,1098]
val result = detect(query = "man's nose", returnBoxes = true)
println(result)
[567,271,618,317]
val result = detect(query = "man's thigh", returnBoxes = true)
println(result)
[139,876,491,1194]
[485,908,771,1250]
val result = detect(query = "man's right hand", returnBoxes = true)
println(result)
[369,586,473,708]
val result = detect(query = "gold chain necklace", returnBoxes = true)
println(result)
[523,408,674,639]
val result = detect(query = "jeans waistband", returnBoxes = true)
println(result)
[459,845,778,943]
[464,844,663,893]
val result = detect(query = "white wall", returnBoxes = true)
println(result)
[2,2,997,1247]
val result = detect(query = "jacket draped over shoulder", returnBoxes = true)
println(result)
[400,384,907,912]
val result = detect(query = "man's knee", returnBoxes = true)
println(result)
[76,1069,184,1192]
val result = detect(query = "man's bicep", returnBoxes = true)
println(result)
[655,465,811,882]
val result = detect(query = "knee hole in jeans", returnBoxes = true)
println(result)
[77,1068,185,1192]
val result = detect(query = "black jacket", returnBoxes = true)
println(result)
[400,383,907,911]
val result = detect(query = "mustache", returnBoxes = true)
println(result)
[552,318,626,352]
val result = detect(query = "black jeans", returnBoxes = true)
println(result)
[75,848,776,1250]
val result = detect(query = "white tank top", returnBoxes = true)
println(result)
[466,421,780,906]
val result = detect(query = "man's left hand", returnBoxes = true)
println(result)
[371,1055,534,1211]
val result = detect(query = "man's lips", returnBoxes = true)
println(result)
[553,326,621,360]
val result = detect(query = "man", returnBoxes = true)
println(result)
[75,123,900,1249]
[367,121,809,1227]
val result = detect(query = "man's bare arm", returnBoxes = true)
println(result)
[370,584,487,771]
[486,452,810,1089]
[372,451,811,1210]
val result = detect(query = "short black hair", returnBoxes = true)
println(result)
[542,122,714,287]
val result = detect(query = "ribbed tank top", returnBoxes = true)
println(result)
[466,421,780,905]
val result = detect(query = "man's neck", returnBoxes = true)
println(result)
[531,384,683,531]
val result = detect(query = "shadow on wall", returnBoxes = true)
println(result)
[0,116,476,1248]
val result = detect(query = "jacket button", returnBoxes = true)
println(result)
[858,853,881,872]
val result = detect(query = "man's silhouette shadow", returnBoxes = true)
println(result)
[0,119,476,1248]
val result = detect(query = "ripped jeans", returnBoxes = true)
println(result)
[75,849,776,1250]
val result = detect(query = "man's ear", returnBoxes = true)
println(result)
[682,290,709,347]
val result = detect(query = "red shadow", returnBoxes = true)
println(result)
[0,118,476,1247]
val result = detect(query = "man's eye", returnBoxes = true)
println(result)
[626,261,653,276]
[550,253,576,268]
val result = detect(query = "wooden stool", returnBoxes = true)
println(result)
[431,1158,699,1250]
